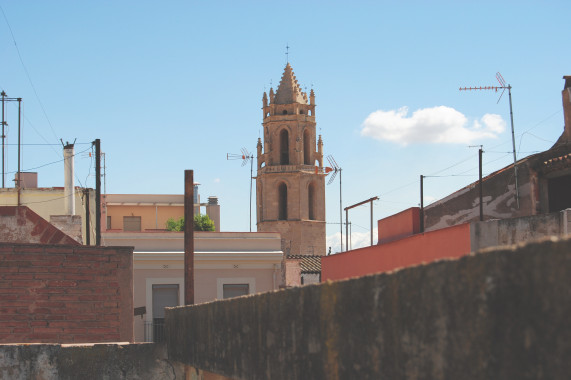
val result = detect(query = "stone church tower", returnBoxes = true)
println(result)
[256,63,326,256]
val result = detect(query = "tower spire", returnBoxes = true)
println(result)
[274,63,306,104]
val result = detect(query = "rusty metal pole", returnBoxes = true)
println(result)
[479,148,484,221]
[420,175,424,233]
[184,170,195,305]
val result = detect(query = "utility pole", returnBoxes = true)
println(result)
[1,91,5,188]
[420,175,424,233]
[84,188,91,246]
[94,139,101,245]
[479,147,484,221]
[460,72,519,208]
[1,92,22,189]
[16,98,21,206]
[468,145,485,221]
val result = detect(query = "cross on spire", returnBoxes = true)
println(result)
[285,44,290,63]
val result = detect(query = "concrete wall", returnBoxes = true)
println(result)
[322,223,471,281]
[166,237,571,380]
[0,343,184,380]
[378,207,420,244]
[0,243,133,343]
[470,208,571,251]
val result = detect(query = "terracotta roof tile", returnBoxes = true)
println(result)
[287,255,322,273]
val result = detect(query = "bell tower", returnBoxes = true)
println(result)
[256,63,326,256]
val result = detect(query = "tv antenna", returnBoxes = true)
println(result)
[326,155,343,252]
[459,72,519,209]
[227,148,255,232]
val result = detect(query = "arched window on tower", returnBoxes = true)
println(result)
[278,182,288,220]
[308,182,316,220]
[303,129,311,165]
[280,129,289,165]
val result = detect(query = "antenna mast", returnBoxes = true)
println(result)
[326,155,343,252]
[460,72,519,208]
[227,148,255,232]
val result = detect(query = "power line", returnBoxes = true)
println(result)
[3,142,92,146]
[0,5,59,142]
[2,145,92,174]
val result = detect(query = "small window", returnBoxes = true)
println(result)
[299,110,304,114]
[223,284,249,299]
[308,182,316,220]
[106,216,112,230]
[278,182,288,220]
[280,129,289,165]
[303,129,311,165]
[123,216,141,231]
[282,110,287,115]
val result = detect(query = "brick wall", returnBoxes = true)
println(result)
[0,243,133,343]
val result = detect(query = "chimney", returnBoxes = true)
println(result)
[14,172,37,188]
[193,182,200,216]
[206,196,220,232]
[63,143,75,215]
[563,76,571,141]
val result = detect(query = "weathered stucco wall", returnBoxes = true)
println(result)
[166,237,571,380]
[0,343,184,380]
[470,208,571,251]
[424,160,533,231]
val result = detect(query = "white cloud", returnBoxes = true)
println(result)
[214,178,221,183]
[361,106,505,145]
[425,195,436,204]
[326,229,378,255]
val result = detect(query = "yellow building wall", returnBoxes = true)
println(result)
[0,187,96,244]
[106,205,184,231]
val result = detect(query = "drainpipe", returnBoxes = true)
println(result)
[63,142,75,215]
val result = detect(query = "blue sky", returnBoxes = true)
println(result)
[1,1,569,252]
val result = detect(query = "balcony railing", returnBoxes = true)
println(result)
[144,319,165,343]
[260,165,325,174]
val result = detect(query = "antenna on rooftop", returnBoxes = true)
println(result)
[227,148,255,232]
[326,155,343,253]
[460,72,519,208]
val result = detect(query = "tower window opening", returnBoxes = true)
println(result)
[282,110,288,115]
[299,110,304,114]
[303,129,311,165]
[280,129,289,165]
[308,182,316,220]
[278,182,288,220]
